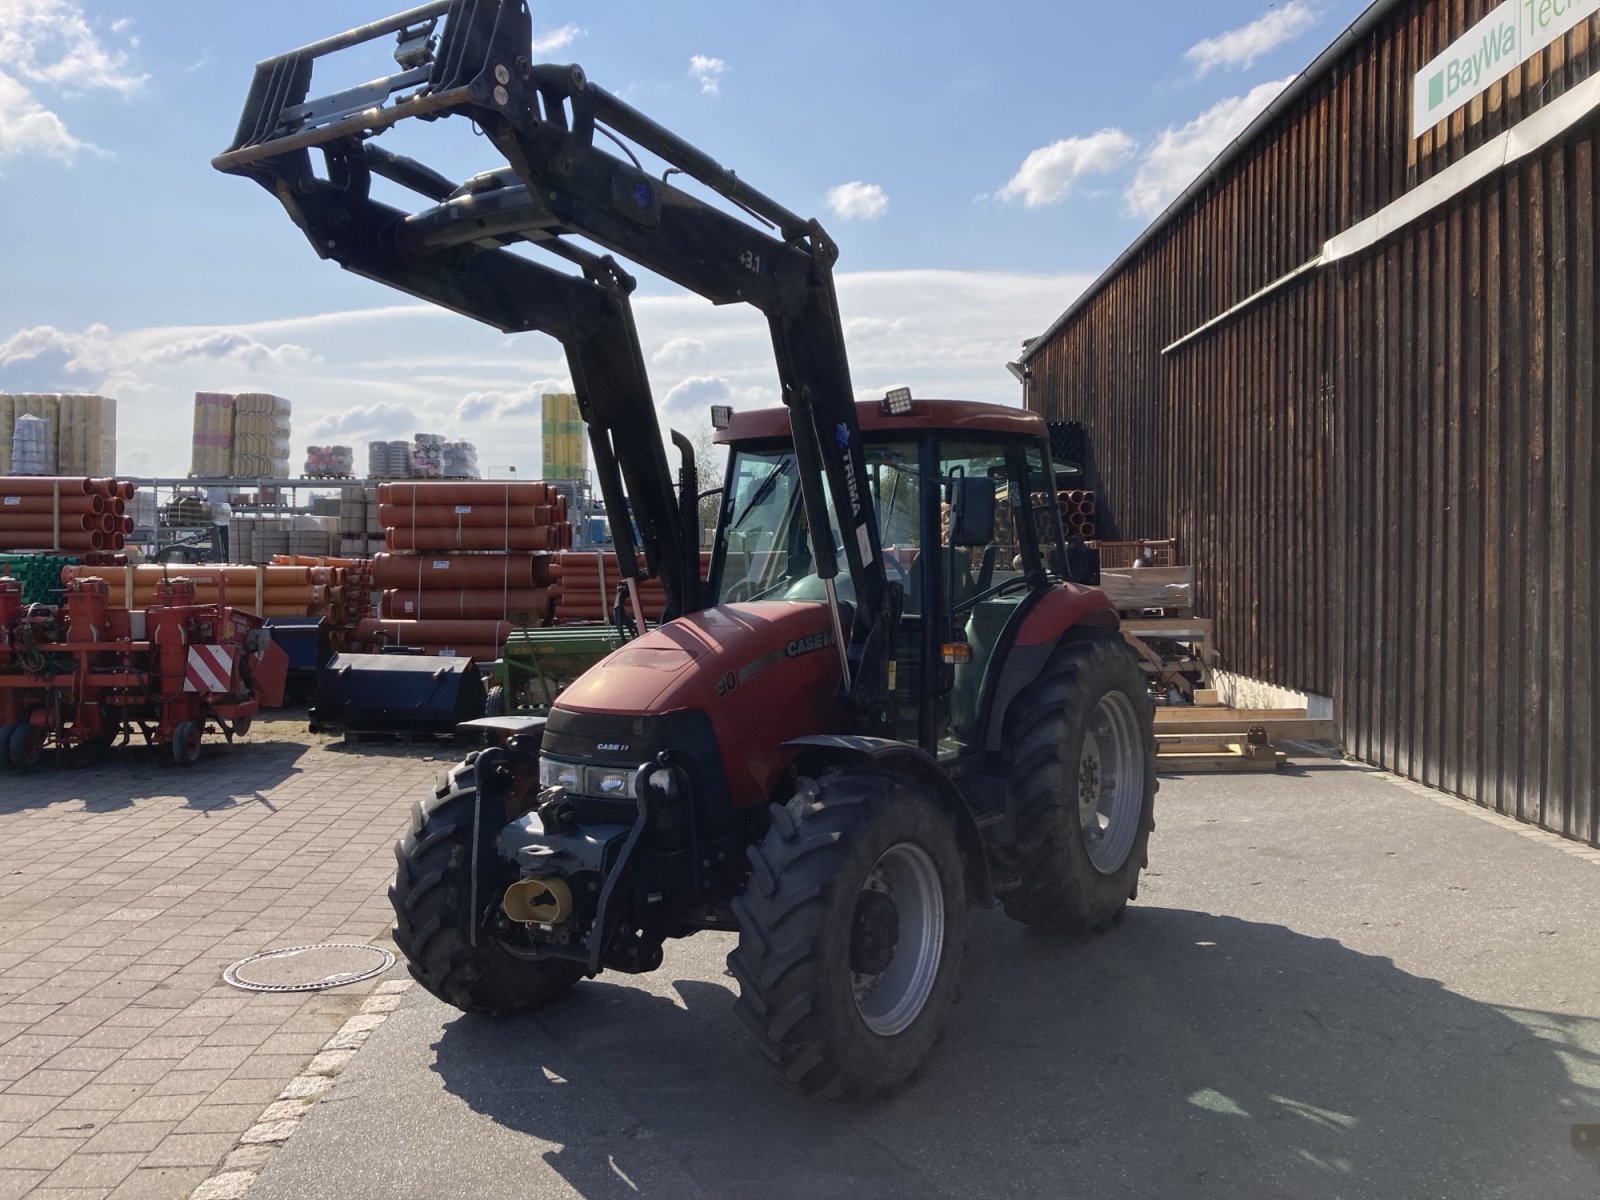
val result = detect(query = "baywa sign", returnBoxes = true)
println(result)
[1413,0,1600,136]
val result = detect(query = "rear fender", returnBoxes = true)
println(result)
[781,735,994,906]
[982,584,1119,753]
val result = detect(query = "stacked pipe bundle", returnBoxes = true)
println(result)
[0,476,133,552]
[190,393,291,478]
[377,480,571,553]
[0,554,76,604]
[549,551,713,623]
[1055,489,1097,540]
[368,551,554,660]
[62,562,348,619]
[364,480,575,657]
[0,394,118,476]
[271,554,375,628]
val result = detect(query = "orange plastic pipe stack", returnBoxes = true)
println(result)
[0,476,131,552]
[367,481,576,656]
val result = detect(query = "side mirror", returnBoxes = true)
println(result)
[947,477,995,547]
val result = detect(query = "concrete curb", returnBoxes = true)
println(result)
[1376,771,1600,866]
[187,978,414,1200]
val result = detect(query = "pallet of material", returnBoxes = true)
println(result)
[1153,706,1338,742]
[1097,566,1194,614]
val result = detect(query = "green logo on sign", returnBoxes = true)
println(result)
[1428,71,1444,107]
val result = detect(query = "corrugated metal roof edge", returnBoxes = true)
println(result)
[1017,0,1406,366]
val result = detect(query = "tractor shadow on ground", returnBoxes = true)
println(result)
[430,907,1600,1200]
[0,738,310,812]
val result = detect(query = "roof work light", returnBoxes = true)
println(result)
[882,387,914,415]
[710,404,733,430]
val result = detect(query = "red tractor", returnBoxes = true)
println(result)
[217,1,1155,1098]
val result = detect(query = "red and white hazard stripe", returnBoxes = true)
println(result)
[184,645,235,694]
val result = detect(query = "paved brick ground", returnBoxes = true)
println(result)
[0,719,433,1200]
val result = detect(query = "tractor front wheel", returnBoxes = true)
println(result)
[730,770,966,1099]
[389,773,588,1014]
[1001,630,1156,934]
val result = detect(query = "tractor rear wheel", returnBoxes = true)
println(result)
[729,770,966,1099]
[1000,630,1156,934]
[390,772,587,1014]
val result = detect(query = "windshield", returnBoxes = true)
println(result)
[714,442,919,607]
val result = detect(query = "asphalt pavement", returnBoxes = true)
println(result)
[247,760,1600,1200]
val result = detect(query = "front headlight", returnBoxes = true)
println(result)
[538,756,580,790]
[585,767,633,797]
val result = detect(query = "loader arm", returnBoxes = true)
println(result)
[213,0,896,731]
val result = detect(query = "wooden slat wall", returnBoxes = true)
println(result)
[1028,0,1599,845]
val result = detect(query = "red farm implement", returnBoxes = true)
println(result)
[0,575,287,770]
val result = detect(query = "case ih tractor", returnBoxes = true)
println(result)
[217,1,1155,1098]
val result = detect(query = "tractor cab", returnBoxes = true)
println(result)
[713,395,1070,756]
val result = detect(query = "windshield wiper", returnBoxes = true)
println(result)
[732,456,793,529]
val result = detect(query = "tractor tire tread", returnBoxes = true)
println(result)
[390,785,587,1016]
[999,631,1157,934]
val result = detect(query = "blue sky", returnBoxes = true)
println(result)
[0,0,1366,477]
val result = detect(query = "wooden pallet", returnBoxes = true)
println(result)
[1150,704,1336,773]
[1156,735,1287,773]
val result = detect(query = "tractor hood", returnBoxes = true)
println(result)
[556,602,840,715]
[551,601,850,806]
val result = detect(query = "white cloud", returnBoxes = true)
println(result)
[1124,78,1293,219]
[308,402,416,439]
[0,323,316,375]
[825,181,889,222]
[0,0,144,167]
[455,379,572,422]
[1185,2,1321,76]
[0,0,146,95]
[0,71,84,163]
[532,23,582,55]
[0,271,1092,476]
[997,129,1136,208]
[689,55,726,96]
[650,337,705,367]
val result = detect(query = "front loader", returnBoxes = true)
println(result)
[215,0,1156,1099]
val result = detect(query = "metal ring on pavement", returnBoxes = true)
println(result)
[223,943,396,993]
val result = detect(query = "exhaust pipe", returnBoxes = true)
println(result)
[502,877,574,925]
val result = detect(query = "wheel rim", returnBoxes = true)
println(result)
[1077,690,1145,873]
[849,842,945,1037]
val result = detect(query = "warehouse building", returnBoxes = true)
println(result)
[1018,0,1599,846]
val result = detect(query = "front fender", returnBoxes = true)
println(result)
[781,735,994,906]
[983,584,1119,752]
